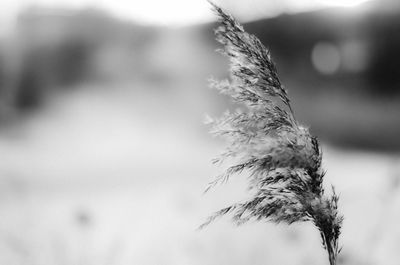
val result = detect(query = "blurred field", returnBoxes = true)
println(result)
[0,83,399,265]
[0,2,400,265]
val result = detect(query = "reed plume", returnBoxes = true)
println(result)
[202,3,343,265]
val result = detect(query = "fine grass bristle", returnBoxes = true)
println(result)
[203,2,343,265]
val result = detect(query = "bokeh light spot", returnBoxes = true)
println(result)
[311,41,341,75]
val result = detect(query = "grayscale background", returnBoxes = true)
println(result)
[0,0,399,264]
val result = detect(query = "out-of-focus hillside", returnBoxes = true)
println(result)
[1,4,400,150]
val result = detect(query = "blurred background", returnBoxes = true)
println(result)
[0,0,399,264]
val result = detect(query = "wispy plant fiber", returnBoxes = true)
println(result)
[203,3,343,265]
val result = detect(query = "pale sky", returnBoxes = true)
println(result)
[0,0,374,35]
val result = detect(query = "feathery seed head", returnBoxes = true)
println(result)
[203,2,343,265]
